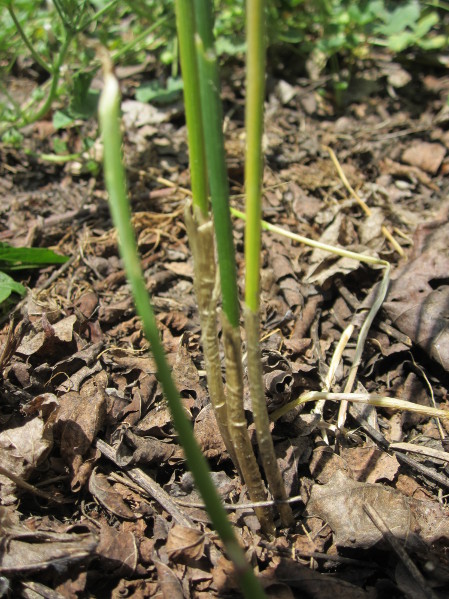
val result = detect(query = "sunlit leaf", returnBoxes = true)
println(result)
[0,271,26,304]
[0,242,69,270]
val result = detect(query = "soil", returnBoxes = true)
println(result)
[1,52,449,598]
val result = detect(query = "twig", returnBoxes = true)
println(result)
[95,438,195,528]
[406,353,446,442]
[175,493,304,512]
[390,442,449,464]
[363,503,439,599]
[351,413,449,491]
[0,465,69,504]
[337,264,391,428]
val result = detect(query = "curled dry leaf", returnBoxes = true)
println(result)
[193,403,227,460]
[262,349,294,412]
[273,439,303,497]
[115,428,183,467]
[0,515,97,576]
[88,469,137,520]
[95,522,139,577]
[16,314,77,358]
[172,343,208,412]
[304,213,373,287]
[53,373,107,490]
[383,221,449,371]
[166,524,206,562]
[53,341,105,393]
[0,417,53,505]
[154,560,184,599]
[0,317,31,376]
[269,243,303,308]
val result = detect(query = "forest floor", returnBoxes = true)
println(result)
[1,51,449,598]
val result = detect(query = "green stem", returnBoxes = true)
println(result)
[244,0,292,528]
[244,0,265,313]
[192,0,239,327]
[244,308,293,527]
[192,0,274,535]
[98,62,266,599]
[80,0,121,31]
[32,34,72,124]
[176,1,237,468]
[7,5,52,73]
[222,314,275,535]
[2,32,72,135]
[184,203,240,471]
[112,18,169,61]
[175,0,208,215]
[52,0,69,28]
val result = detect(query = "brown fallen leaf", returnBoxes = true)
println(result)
[166,524,206,562]
[265,583,296,599]
[53,372,107,490]
[16,314,77,358]
[95,522,139,576]
[270,242,303,307]
[340,446,400,483]
[211,555,240,595]
[54,570,88,598]
[115,428,182,467]
[88,469,137,520]
[309,445,349,484]
[0,513,97,576]
[262,349,294,412]
[304,213,372,287]
[0,317,30,377]
[193,404,227,460]
[154,560,185,599]
[172,343,208,411]
[0,416,53,505]
[268,558,377,598]
[74,291,99,320]
[402,142,446,174]
[383,221,449,371]
[306,469,449,550]
[110,578,159,598]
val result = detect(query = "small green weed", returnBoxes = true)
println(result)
[1,0,447,132]
[0,242,68,307]
[268,0,448,103]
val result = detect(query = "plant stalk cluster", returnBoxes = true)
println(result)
[176,0,293,535]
